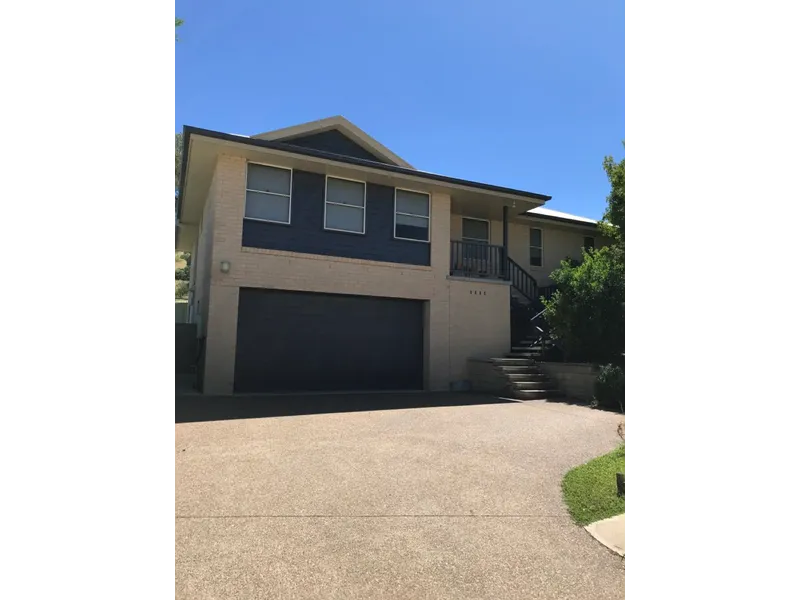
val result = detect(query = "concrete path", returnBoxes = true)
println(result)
[586,514,625,557]
[176,394,625,599]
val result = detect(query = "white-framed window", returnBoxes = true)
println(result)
[245,162,292,224]
[324,176,366,234]
[462,217,490,244]
[530,227,543,267]
[394,188,430,242]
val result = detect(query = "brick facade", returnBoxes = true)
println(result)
[195,154,510,395]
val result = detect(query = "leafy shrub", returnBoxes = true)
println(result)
[594,364,624,412]
[175,280,189,299]
[543,244,624,363]
[175,265,190,281]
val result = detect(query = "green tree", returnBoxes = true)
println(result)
[175,132,183,261]
[543,145,625,364]
[174,18,190,287]
[599,148,624,245]
[175,132,182,192]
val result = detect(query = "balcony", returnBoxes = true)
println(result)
[449,240,507,281]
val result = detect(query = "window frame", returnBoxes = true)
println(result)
[583,236,596,250]
[324,175,367,235]
[244,161,293,225]
[461,217,491,244]
[393,188,431,243]
[529,227,544,267]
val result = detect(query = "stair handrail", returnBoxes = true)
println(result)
[506,257,538,302]
[530,306,568,361]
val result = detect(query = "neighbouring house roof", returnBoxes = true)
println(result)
[527,206,599,224]
[177,125,553,223]
[521,206,602,230]
[252,116,415,169]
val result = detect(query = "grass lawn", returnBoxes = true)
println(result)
[562,444,625,526]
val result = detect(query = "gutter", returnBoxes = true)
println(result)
[176,125,552,222]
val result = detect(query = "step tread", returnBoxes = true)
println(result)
[513,385,558,392]
[512,390,566,399]
[491,357,537,363]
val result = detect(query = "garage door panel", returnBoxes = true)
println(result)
[235,289,423,393]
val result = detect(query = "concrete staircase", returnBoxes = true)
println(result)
[489,338,564,400]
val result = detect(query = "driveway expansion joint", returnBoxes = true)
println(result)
[176,514,574,519]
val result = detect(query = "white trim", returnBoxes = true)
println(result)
[393,188,431,243]
[462,216,491,244]
[252,115,415,169]
[324,175,366,235]
[245,161,293,225]
[529,226,544,268]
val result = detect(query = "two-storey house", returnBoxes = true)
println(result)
[176,116,607,395]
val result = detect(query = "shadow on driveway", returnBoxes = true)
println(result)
[175,391,515,424]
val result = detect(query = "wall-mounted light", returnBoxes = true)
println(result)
[220,260,231,274]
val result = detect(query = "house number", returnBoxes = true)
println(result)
[469,290,487,295]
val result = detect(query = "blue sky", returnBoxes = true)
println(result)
[176,1,624,219]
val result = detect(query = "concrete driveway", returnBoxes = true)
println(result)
[176,393,624,599]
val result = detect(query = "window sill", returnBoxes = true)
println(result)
[244,217,291,226]
[323,226,366,236]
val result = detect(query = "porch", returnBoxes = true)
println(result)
[446,201,545,304]
[447,197,595,302]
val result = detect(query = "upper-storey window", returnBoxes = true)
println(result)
[245,163,292,224]
[324,176,366,234]
[584,236,595,250]
[394,189,431,242]
[462,217,490,244]
[530,228,543,267]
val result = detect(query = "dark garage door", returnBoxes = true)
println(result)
[234,288,424,393]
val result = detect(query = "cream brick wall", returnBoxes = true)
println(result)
[191,171,217,337]
[197,153,512,394]
[447,278,510,385]
[538,362,599,403]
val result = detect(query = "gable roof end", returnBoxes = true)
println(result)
[252,116,415,169]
